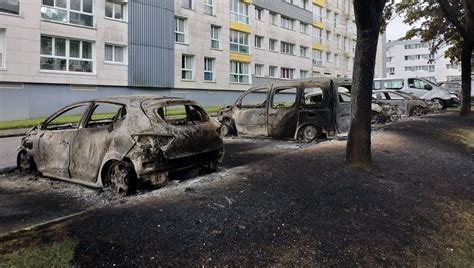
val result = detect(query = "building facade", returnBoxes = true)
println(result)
[385,39,461,82]
[0,0,362,120]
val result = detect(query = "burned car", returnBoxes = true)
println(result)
[217,78,351,142]
[372,90,429,116]
[17,96,224,195]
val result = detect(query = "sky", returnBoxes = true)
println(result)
[386,15,412,41]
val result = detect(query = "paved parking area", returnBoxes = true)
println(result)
[0,137,306,236]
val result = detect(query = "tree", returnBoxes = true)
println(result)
[395,0,474,117]
[345,0,389,169]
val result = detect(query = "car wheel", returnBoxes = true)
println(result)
[107,161,135,196]
[409,106,424,116]
[17,150,36,174]
[371,111,381,124]
[297,125,318,143]
[432,98,446,110]
[221,121,235,137]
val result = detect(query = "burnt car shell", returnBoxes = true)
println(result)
[17,95,224,191]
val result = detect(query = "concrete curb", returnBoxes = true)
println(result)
[0,128,29,139]
[0,166,17,175]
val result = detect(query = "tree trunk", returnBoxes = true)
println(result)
[459,41,472,117]
[345,0,386,170]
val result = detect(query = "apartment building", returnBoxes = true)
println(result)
[0,0,361,121]
[385,39,461,82]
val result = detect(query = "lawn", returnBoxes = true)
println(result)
[0,106,223,130]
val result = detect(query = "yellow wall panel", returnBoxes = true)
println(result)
[229,21,252,33]
[312,21,325,29]
[313,0,325,7]
[229,52,251,63]
[312,42,325,51]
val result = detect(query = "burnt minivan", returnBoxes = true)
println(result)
[217,78,352,142]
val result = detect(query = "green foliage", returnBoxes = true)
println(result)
[0,239,78,267]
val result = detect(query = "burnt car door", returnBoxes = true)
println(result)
[267,86,299,138]
[36,104,91,179]
[233,86,269,136]
[69,102,126,183]
[336,92,351,134]
[298,86,335,134]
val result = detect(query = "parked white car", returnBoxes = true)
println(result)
[373,77,459,109]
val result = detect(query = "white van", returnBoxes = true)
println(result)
[373,77,459,109]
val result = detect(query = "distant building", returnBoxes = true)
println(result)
[384,39,461,83]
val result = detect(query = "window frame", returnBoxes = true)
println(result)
[280,67,294,79]
[254,35,263,49]
[41,0,95,28]
[204,57,215,82]
[229,61,250,84]
[210,25,221,49]
[229,30,249,54]
[105,0,125,21]
[104,43,127,65]
[204,0,214,15]
[280,42,294,55]
[230,0,249,24]
[175,17,187,44]
[181,54,195,81]
[254,63,264,77]
[0,0,20,15]
[281,16,294,30]
[40,35,95,74]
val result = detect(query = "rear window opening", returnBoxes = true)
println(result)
[156,105,209,125]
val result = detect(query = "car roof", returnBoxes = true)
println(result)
[72,95,186,106]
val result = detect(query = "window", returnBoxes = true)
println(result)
[313,4,323,22]
[300,23,309,34]
[210,25,221,49]
[40,35,93,73]
[404,65,435,72]
[312,49,323,66]
[346,57,352,71]
[300,46,308,57]
[230,0,249,24]
[272,88,297,108]
[446,64,459,69]
[230,30,249,54]
[0,29,5,69]
[204,0,214,15]
[270,12,277,24]
[41,0,94,27]
[157,105,208,125]
[0,0,20,15]
[380,79,404,89]
[303,87,324,106]
[326,30,331,41]
[230,61,250,84]
[281,68,294,79]
[313,27,323,43]
[302,0,309,9]
[300,70,308,78]
[269,66,278,78]
[269,39,277,51]
[44,104,89,130]
[281,16,294,30]
[105,44,126,64]
[408,78,431,90]
[326,52,332,63]
[105,0,124,20]
[86,103,125,128]
[281,42,294,55]
[255,35,263,48]
[334,12,339,28]
[175,17,186,43]
[254,64,263,76]
[181,55,194,80]
[240,88,268,108]
[336,34,342,49]
[343,37,348,51]
[204,57,215,81]
[326,9,331,20]
[388,67,395,75]
[182,0,193,9]
[334,54,340,68]
[255,7,263,20]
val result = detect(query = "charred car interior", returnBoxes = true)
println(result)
[17,96,224,195]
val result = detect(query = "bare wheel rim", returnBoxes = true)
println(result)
[371,112,379,124]
[221,123,230,136]
[412,107,423,116]
[302,125,318,142]
[18,151,31,171]
[109,162,130,196]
